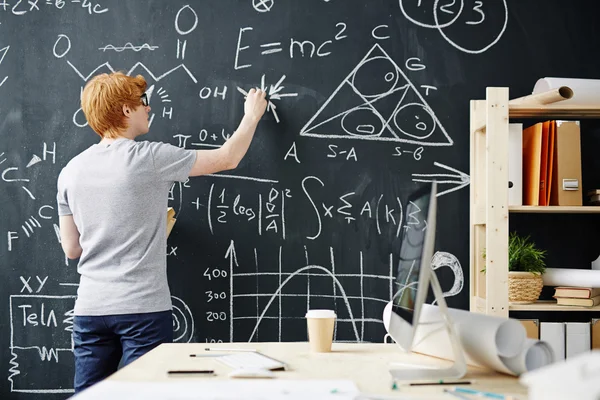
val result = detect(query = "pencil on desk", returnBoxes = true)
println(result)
[204,347,257,352]
[450,387,514,400]
[444,389,471,400]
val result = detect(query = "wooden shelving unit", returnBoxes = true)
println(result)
[509,206,600,214]
[509,301,600,312]
[469,88,600,318]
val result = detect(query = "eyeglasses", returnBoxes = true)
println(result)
[140,93,149,107]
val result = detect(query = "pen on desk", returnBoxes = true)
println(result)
[189,353,225,357]
[167,369,215,375]
[407,379,474,386]
[204,347,257,352]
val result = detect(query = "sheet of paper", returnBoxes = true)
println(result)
[73,379,360,400]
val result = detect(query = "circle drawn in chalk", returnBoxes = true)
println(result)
[53,34,71,58]
[341,107,384,137]
[433,0,508,54]
[73,108,88,128]
[398,0,464,29]
[350,56,399,99]
[393,103,436,140]
[253,0,274,13]
[171,296,194,343]
[175,5,199,35]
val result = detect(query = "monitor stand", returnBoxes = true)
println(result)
[384,268,467,382]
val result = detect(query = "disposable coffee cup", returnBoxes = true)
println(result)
[305,309,336,352]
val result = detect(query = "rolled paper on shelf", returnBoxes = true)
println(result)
[533,77,600,105]
[543,268,600,287]
[509,86,573,105]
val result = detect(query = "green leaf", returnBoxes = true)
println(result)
[482,232,547,274]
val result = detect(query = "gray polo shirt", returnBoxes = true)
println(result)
[56,138,196,316]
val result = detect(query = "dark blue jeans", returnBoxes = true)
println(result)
[72,310,173,393]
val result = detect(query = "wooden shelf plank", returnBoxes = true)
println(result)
[509,206,600,214]
[510,300,600,311]
[509,104,600,118]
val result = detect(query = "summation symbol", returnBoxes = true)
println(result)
[300,44,453,146]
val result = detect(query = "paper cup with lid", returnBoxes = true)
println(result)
[305,309,337,352]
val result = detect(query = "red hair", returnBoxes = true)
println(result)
[81,72,147,138]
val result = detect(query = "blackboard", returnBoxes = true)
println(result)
[2,0,600,398]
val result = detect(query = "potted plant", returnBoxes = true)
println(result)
[483,232,547,304]
[507,233,547,303]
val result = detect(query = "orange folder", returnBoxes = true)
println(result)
[545,121,556,205]
[538,121,550,206]
[550,121,583,206]
[522,123,543,206]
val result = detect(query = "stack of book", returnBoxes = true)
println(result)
[553,287,600,307]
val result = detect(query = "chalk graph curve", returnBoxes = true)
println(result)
[247,265,361,342]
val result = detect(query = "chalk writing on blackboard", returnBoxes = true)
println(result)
[9,295,76,394]
[237,74,298,123]
[171,296,195,343]
[26,155,42,168]
[0,0,108,16]
[300,44,453,146]
[201,179,288,238]
[98,43,159,52]
[399,0,508,55]
[253,0,274,13]
[0,46,9,88]
[302,175,429,240]
[234,23,348,70]
[8,294,194,393]
[412,162,470,197]
[223,243,465,343]
[431,251,464,302]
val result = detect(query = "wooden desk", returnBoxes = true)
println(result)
[109,342,527,399]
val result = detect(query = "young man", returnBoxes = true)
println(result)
[57,72,267,392]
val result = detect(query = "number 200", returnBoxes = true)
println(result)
[206,312,227,322]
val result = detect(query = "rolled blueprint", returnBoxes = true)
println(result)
[510,86,573,105]
[543,268,600,287]
[411,305,552,376]
[500,339,555,376]
[533,77,600,105]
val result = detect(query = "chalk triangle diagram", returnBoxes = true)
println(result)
[300,44,453,146]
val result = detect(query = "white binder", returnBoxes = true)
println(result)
[508,123,523,206]
[566,322,590,358]
[541,322,565,361]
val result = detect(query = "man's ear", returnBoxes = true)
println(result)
[122,104,131,116]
